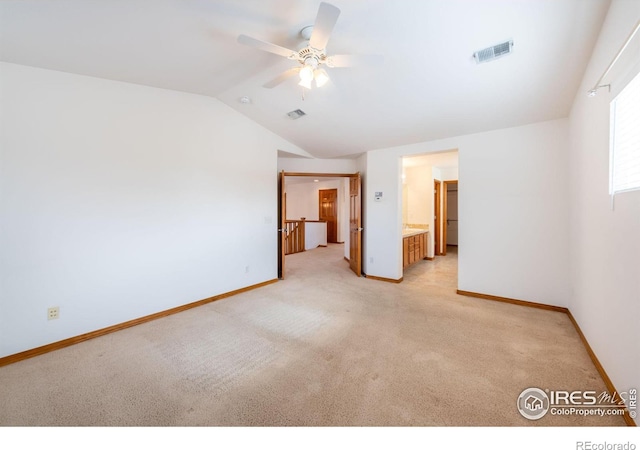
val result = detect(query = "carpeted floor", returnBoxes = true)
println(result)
[0,244,625,426]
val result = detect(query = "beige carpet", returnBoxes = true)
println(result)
[0,244,625,426]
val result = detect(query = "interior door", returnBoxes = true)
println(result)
[443,180,458,251]
[349,173,362,276]
[434,180,441,256]
[319,188,338,243]
[278,170,286,279]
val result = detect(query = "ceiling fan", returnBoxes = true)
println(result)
[237,2,370,89]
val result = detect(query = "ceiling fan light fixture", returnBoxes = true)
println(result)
[298,78,312,89]
[299,65,314,82]
[314,69,330,87]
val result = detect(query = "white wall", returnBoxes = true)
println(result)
[304,222,327,250]
[567,0,640,394]
[439,167,459,181]
[365,119,571,305]
[405,165,431,226]
[456,121,570,307]
[363,149,403,279]
[0,62,304,358]
[277,157,357,174]
[285,182,323,221]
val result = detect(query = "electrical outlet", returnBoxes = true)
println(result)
[47,307,59,320]
[245,265,250,273]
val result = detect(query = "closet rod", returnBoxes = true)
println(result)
[587,19,640,97]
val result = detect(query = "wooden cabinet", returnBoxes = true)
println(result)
[403,232,427,269]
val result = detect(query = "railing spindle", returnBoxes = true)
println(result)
[284,220,305,255]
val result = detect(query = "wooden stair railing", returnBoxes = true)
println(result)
[285,220,305,255]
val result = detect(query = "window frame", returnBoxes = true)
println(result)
[609,69,640,196]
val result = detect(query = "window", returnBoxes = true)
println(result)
[610,70,640,195]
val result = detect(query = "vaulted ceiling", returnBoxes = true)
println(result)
[0,0,611,158]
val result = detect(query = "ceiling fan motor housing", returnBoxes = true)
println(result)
[293,47,326,68]
[299,25,314,41]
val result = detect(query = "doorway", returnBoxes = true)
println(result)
[443,180,458,255]
[319,189,338,243]
[278,171,362,280]
[402,151,458,260]
[434,180,442,256]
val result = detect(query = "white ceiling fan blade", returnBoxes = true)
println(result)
[263,67,301,88]
[237,34,297,58]
[326,54,379,68]
[309,2,341,50]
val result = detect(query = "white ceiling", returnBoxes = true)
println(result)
[0,0,611,159]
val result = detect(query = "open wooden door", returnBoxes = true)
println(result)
[319,189,338,243]
[434,179,441,256]
[349,173,362,276]
[278,170,286,279]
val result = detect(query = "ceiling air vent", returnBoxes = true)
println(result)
[473,40,513,64]
[287,109,306,119]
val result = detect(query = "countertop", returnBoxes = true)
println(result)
[402,228,429,237]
